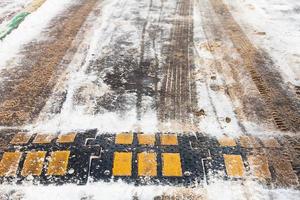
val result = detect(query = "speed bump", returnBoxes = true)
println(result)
[138,152,157,176]
[138,134,155,145]
[21,151,46,176]
[46,151,70,176]
[239,136,261,148]
[223,154,244,177]
[247,155,271,180]
[218,136,236,147]
[160,134,178,145]
[57,132,77,143]
[10,132,31,145]
[162,153,182,177]
[1,130,298,187]
[112,152,132,176]
[0,152,22,177]
[33,134,56,144]
[115,133,133,145]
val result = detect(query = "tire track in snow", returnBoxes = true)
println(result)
[208,0,300,133]
[0,0,99,126]
[194,0,249,135]
[29,0,177,133]
[159,0,198,130]
[195,0,300,133]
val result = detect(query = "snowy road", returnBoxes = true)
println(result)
[0,0,299,199]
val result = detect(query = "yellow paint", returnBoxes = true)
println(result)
[46,151,70,176]
[138,152,157,176]
[248,155,271,180]
[239,136,261,148]
[24,0,47,13]
[137,134,155,145]
[223,154,244,177]
[112,152,132,176]
[57,132,77,143]
[33,133,56,144]
[21,151,46,176]
[10,132,32,145]
[0,152,22,177]
[162,153,182,177]
[160,134,178,145]
[218,136,236,147]
[115,133,133,145]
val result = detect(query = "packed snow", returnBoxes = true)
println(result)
[0,179,299,200]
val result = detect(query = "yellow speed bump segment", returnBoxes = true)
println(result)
[115,133,133,145]
[218,136,236,147]
[160,134,178,145]
[33,133,56,144]
[162,153,182,177]
[0,152,22,177]
[239,136,261,148]
[21,151,46,176]
[138,152,157,176]
[248,155,271,180]
[138,134,155,145]
[10,132,32,145]
[57,132,77,143]
[223,154,244,177]
[113,152,132,176]
[46,151,70,176]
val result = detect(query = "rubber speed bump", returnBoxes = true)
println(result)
[160,134,178,145]
[223,154,244,177]
[2,130,298,187]
[21,151,46,176]
[33,133,56,144]
[115,133,133,145]
[113,152,132,176]
[138,134,155,145]
[218,136,236,147]
[46,151,70,176]
[162,153,182,177]
[248,155,271,180]
[0,152,22,177]
[57,132,77,143]
[138,152,157,176]
[10,132,31,145]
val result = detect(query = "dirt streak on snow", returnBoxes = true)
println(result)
[30,0,177,133]
[193,0,245,138]
[0,0,75,74]
[193,0,298,137]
